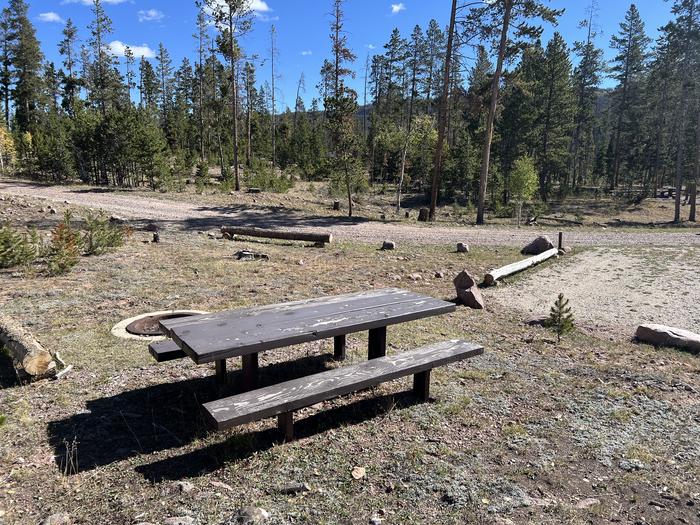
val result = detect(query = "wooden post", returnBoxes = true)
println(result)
[215,359,226,385]
[277,412,294,441]
[413,370,431,401]
[368,327,387,359]
[241,353,259,391]
[334,334,346,360]
[558,231,563,251]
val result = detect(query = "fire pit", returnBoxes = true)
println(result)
[111,310,208,340]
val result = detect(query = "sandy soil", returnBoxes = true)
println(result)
[493,246,700,338]
[2,179,699,247]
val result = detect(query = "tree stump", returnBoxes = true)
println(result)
[418,208,429,222]
[333,200,340,211]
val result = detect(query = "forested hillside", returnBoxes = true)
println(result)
[0,0,698,223]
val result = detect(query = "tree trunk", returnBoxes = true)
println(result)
[428,0,458,221]
[345,159,353,218]
[690,104,699,222]
[0,314,56,378]
[476,0,512,225]
[228,14,240,191]
[673,84,690,223]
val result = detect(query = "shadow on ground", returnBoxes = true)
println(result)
[135,390,421,482]
[47,352,422,477]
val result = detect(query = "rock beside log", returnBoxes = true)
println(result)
[635,324,700,354]
[453,270,485,309]
[0,314,56,378]
[521,235,554,255]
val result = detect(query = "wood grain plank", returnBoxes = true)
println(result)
[202,340,483,430]
[148,339,186,362]
[173,296,455,364]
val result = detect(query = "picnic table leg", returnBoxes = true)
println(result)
[215,359,226,385]
[413,370,431,401]
[277,412,294,441]
[333,334,346,360]
[368,327,386,360]
[241,353,259,391]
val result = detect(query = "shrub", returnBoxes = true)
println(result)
[195,161,209,193]
[247,159,293,193]
[0,223,39,269]
[47,212,81,275]
[83,213,126,255]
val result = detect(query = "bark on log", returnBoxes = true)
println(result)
[484,248,559,286]
[0,314,56,378]
[220,226,332,245]
[636,324,700,354]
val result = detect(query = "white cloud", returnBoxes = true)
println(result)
[138,9,165,22]
[366,44,376,50]
[249,0,271,12]
[391,3,406,14]
[108,40,155,59]
[38,12,65,24]
[301,50,312,56]
[62,0,128,5]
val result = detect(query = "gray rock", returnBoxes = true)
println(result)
[636,324,700,354]
[521,235,554,255]
[163,518,195,525]
[207,232,217,239]
[41,514,71,525]
[619,458,646,471]
[434,271,445,279]
[275,482,311,495]
[223,507,269,524]
[453,270,485,310]
[381,240,396,250]
[456,242,469,253]
[109,215,127,225]
[575,497,601,509]
[235,250,269,261]
[170,480,196,494]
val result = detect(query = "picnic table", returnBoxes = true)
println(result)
[154,288,456,389]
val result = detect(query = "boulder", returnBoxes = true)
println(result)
[381,240,396,250]
[453,271,485,310]
[224,507,269,525]
[521,235,554,255]
[635,324,700,354]
[456,242,469,253]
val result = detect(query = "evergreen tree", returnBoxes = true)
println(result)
[547,293,575,343]
[609,3,650,190]
[58,18,80,114]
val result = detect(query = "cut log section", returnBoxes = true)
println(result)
[484,248,559,286]
[635,324,700,354]
[221,226,332,245]
[0,314,56,378]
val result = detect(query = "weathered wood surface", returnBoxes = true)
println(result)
[0,314,56,378]
[484,248,559,286]
[203,339,484,430]
[221,226,332,245]
[160,288,455,364]
[636,324,700,354]
[148,339,186,362]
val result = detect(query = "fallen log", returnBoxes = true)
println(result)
[220,226,332,245]
[0,314,56,378]
[484,248,559,286]
[635,324,700,354]
[538,216,583,226]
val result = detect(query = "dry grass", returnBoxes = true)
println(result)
[0,201,699,525]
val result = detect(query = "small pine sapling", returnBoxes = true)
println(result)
[47,212,81,275]
[547,293,574,343]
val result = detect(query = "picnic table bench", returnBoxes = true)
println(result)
[148,288,484,440]
[152,288,456,389]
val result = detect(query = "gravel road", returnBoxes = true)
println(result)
[2,179,699,247]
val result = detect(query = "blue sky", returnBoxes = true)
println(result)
[26,1,674,110]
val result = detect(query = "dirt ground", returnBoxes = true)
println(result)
[1,185,699,525]
[494,246,700,340]
[1,178,699,248]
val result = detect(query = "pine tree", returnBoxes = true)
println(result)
[0,9,11,127]
[58,18,80,114]
[547,293,575,343]
[321,0,362,217]
[535,32,575,199]
[466,0,562,224]
[88,0,119,114]
[8,0,44,132]
[609,3,650,190]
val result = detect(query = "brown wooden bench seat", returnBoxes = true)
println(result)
[148,339,187,362]
[202,339,484,440]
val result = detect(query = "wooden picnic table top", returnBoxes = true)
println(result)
[159,288,456,364]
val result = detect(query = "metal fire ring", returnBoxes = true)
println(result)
[111,310,208,341]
